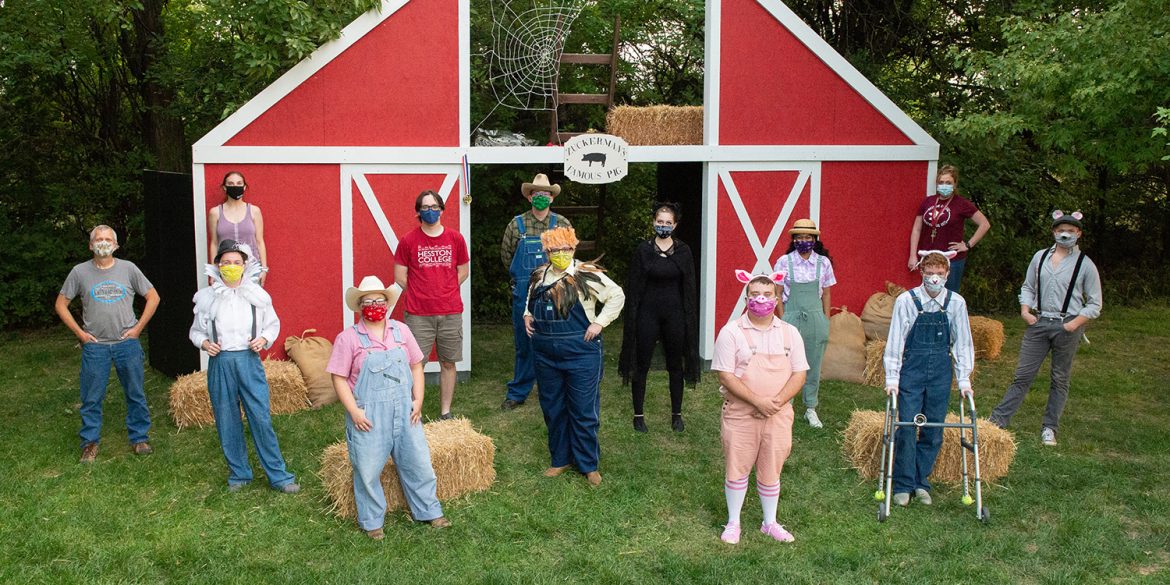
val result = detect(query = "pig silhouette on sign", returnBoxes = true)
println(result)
[582,152,607,167]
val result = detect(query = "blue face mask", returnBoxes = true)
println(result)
[936,184,955,197]
[419,209,442,224]
[654,225,674,238]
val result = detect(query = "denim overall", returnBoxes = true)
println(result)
[346,323,443,530]
[528,268,603,473]
[506,215,556,402]
[781,255,829,409]
[893,290,953,494]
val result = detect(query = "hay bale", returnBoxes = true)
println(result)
[263,359,311,414]
[969,316,1005,360]
[167,359,310,430]
[285,329,338,407]
[861,339,977,390]
[823,307,866,383]
[169,370,215,429]
[320,418,496,520]
[861,282,905,341]
[606,105,703,145]
[842,409,1016,484]
[863,340,887,387]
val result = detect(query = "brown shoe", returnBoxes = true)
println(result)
[586,471,602,486]
[80,442,98,463]
[366,528,385,540]
[132,442,153,455]
[543,465,570,477]
[429,517,451,529]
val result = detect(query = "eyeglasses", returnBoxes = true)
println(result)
[419,205,442,212]
[360,299,388,307]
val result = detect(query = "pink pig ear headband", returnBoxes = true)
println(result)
[915,250,957,269]
[735,269,786,286]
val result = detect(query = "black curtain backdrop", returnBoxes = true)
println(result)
[143,170,200,378]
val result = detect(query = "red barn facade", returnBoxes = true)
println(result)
[192,0,938,369]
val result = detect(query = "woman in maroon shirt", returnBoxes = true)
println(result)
[906,165,991,292]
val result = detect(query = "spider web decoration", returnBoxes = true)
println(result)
[476,0,585,130]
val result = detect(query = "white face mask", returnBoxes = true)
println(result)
[923,273,946,293]
[92,241,116,257]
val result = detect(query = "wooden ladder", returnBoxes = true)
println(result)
[549,17,620,255]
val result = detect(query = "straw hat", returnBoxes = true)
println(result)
[788,219,820,236]
[521,173,562,197]
[344,275,401,312]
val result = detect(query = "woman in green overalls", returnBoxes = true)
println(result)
[772,219,836,429]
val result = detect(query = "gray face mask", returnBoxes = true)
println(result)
[1055,231,1079,248]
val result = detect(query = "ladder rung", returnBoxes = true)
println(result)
[558,93,610,105]
[561,54,613,65]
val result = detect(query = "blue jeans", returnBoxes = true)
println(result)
[945,258,966,293]
[506,291,537,402]
[79,338,151,447]
[532,329,604,473]
[207,350,295,488]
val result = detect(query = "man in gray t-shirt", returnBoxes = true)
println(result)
[54,225,160,463]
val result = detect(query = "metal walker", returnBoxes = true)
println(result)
[874,391,989,522]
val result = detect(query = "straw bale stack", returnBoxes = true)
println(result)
[969,316,1005,360]
[167,359,311,429]
[319,418,496,520]
[842,410,1016,483]
[606,105,703,145]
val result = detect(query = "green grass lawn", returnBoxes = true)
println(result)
[2,307,1168,584]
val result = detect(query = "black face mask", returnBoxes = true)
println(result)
[225,185,245,199]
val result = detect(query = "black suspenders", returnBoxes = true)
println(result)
[1036,249,1087,315]
[210,305,258,344]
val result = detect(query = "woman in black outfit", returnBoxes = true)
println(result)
[619,202,700,433]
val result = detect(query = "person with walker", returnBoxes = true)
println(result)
[882,250,975,508]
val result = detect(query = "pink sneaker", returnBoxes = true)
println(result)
[760,522,795,543]
[720,522,741,544]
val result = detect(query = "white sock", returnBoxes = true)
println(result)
[724,477,748,524]
[758,481,780,525]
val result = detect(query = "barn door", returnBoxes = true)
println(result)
[340,164,469,373]
[700,161,821,360]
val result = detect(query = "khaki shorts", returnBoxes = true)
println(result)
[404,313,463,364]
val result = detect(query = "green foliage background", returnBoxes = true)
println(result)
[2,0,1168,327]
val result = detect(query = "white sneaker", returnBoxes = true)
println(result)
[892,492,910,507]
[805,408,823,428]
[914,488,932,505]
[1041,427,1057,446]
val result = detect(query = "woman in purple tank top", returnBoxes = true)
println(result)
[208,171,269,286]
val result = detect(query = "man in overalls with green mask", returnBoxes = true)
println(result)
[500,174,572,411]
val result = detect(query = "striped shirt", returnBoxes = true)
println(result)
[773,251,836,302]
[883,286,975,391]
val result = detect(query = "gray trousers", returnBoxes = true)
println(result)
[990,317,1083,430]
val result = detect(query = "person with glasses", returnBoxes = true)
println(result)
[326,275,450,539]
[500,173,573,411]
[394,190,470,420]
[189,239,300,494]
[522,227,624,486]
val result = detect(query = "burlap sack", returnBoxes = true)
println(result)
[284,329,337,407]
[822,307,866,383]
[860,282,905,341]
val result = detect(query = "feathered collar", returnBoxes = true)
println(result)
[194,263,271,317]
[528,259,607,319]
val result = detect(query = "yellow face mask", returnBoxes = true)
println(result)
[219,264,245,284]
[549,250,573,270]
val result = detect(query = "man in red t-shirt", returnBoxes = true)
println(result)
[394,190,470,419]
